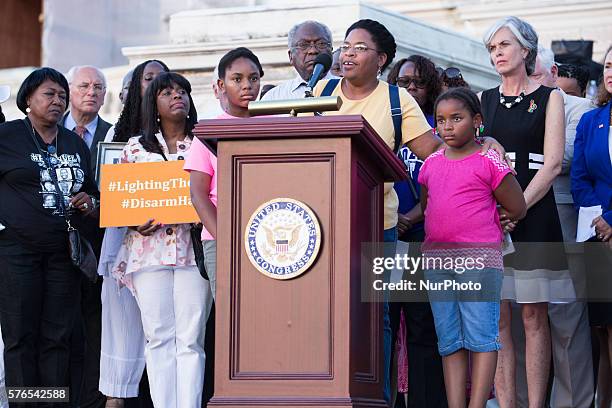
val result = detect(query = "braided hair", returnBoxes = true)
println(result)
[557,63,589,97]
[345,19,396,72]
[113,59,169,142]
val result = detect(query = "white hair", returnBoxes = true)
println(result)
[287,20,332,48]
[537,46,556,71]
[65,65,107,87]
[483,16,539,75]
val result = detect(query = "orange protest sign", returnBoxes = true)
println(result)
[99,161,200,227]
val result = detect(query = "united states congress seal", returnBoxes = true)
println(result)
[244,198,321,280]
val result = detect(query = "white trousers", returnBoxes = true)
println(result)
[132,265,212,408]
[99,277,146,397]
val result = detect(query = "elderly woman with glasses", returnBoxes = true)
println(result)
[480,16,566,407]
[313,18,509,404]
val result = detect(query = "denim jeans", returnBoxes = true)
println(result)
[382,227,397,403]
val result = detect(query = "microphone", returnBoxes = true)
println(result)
[305,53,332,97]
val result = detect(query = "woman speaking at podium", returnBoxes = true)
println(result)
[313,18,508,405]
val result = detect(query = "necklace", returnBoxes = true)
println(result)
[31,123,59,164]
[499,85,526,109]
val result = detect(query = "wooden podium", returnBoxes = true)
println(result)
[194,115,405,408]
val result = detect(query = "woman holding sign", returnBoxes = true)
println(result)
[112,72,211,408]
[99,60,170,408]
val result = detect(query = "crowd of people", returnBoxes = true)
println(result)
[0,14,610,408]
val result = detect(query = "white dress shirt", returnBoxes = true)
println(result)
[261,70,336,101]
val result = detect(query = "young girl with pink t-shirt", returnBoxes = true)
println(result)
[418,88,526,407]
[184,47,264,299]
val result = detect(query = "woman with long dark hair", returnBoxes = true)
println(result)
[99,60,169,408]
[387,55,442,124]
[112,72,211,408]
[112,60,169,143]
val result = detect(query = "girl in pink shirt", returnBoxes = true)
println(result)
[418,88,526,407]
[185,47,264,299]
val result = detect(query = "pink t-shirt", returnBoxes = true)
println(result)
[418,148,512,246]
[184,112,237,240]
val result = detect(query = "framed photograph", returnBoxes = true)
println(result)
[96,142,126,186]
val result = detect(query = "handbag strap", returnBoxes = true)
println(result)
[157,141,200,230]
[23,119,74,231]
[388,84,402,153]
[320,81,418,201]
[320,78,340,98]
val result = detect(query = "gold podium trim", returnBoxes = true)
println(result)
[248,96,342,117]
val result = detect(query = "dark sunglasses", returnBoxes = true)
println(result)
[396,76,427,89]
[441,67,463,80]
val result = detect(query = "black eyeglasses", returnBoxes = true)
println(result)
[292,40,332,52]
[396,76,427,89]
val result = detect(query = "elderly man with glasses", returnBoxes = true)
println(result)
[63,65,112,408]
[262,20,335,100]
[63,66,112,171]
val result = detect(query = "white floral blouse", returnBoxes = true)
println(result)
[112,134,195,291]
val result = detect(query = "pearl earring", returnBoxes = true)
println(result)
[26,107,31,113]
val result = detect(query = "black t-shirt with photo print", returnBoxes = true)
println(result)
[0,119,99,252]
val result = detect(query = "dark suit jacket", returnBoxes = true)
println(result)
[571,101,612,226]
[61,112,112,175]
[61,112,112,255]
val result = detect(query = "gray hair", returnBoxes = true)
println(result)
[537,46,556,71]
[287,20,332,48]
[65,65,107,87]
[483,16,538,76]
